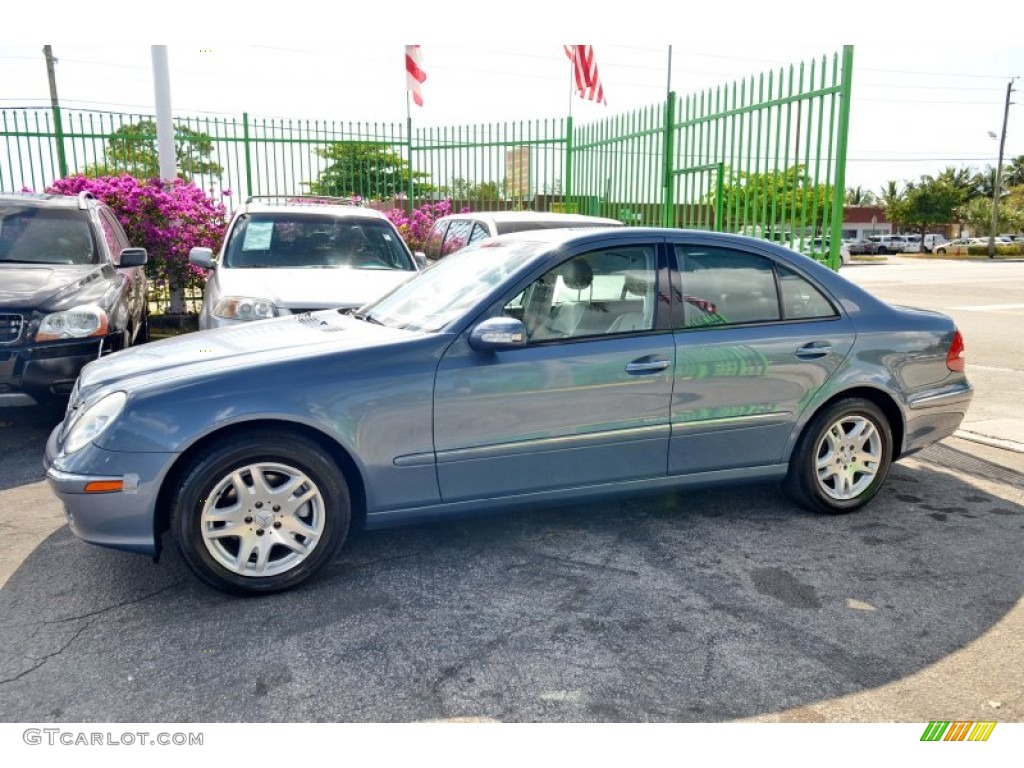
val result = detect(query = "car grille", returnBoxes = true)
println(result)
[0,314,25,345]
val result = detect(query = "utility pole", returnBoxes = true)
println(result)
[150,46,177,185]
[42,45,68,178]
[988,78,1014,259]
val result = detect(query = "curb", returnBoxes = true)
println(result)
[953,429,1024,455]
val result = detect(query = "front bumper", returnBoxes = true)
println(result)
[0,337,107,406]
[44,422,177,555]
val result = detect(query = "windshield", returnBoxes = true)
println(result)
[223,213,414,271]
[362,239,547,332]
[0,205,98,266]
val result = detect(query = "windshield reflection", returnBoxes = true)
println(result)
[362,240,546,332]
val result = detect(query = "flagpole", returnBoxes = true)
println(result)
[666,45,673,97]
[406,89,413,214]
[567,47,574,119]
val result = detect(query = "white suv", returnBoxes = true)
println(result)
[867,235,907,254]
[190,196,420,330]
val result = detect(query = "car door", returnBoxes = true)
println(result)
[668,242,856,475]
[433,241,674,502]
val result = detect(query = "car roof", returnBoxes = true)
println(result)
[0,192,93,210]
[441,210,623,226]
[240,201,388,221]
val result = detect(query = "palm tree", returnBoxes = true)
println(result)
[937,166,980,200]
[845,186,877,206]
[879,180,904,208]
[1003,155,1024,188]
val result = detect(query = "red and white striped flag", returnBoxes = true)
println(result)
[564,45,607,105]
[405,45,427,107]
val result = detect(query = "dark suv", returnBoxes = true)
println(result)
[0,191,148,406]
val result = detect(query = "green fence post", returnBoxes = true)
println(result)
[829,46,854,270]
[242,112,254,199]
[564,115,573,212]
[662,91,676,228]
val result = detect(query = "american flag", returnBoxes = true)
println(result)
[564,45,607,105]
[405,45,427,107]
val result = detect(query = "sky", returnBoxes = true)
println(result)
[2,4,1022,196]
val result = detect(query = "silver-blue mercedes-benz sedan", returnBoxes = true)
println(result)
[44,228,972,594]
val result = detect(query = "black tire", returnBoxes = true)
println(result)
[171,432,350,595]
[784,398,893,515]
[935,248,946,254]
[877,246,888,254]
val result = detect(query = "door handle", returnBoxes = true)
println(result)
[625,356,671,374]
[796,342,833,359]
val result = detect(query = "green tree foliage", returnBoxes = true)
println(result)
[710,165,834,233]
[308,142,433,200]
[1005,156,1024,188]
[442,177,504,201]
[962,185,1024,235]
[887,175,966,246]
[85,120,223,181]
[845,186,877,205]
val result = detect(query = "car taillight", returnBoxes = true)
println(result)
[946,329,965,372]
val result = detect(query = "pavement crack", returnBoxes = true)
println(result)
[0,580,185,630]
[0,620,94,686]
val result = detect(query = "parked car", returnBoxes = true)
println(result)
[843,238,877,255]
[867,235,906,254]
[45,228,972,594]
[0,191,148,407]
[190,196,420,330]
[795,237,851,266]
[423,210,624,260]
[922,234,949,252]
[932,238,974,255]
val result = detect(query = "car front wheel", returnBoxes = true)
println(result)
[935,247,946,254]
[784,398,893,515]
[171,433,350,594]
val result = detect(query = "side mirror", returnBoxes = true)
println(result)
[413,251,427,269]
[118,247,148,267]
[468,317,527,351]
[189,247,215,270]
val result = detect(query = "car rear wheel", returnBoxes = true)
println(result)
[784,398,893,515]
[171,433,350,595]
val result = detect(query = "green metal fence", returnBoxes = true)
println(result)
[1,47,852,267]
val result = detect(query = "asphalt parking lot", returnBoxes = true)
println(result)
[1,257,1021,723]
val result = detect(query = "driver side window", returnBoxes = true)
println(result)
[502,246,657,342]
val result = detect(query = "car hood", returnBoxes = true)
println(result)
[0,263,115,311]
[213,266,416,309]
[76,310,420,396]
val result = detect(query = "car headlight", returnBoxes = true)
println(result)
[36,304,109,341]
[212,297,277,321]
[63,391,127,455]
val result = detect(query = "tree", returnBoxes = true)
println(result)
[85,120,223,181]
[710,165,834,234]
[441,177,503,201]
[845,186,877,206]
[878,180,904,208]
[308,142,432,200]
[1004,155,1024,189]
[887,175,965,247]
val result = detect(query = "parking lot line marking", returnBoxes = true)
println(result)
[948,303,1024,311]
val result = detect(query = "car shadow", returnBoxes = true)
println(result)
[0,445,1020,723]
